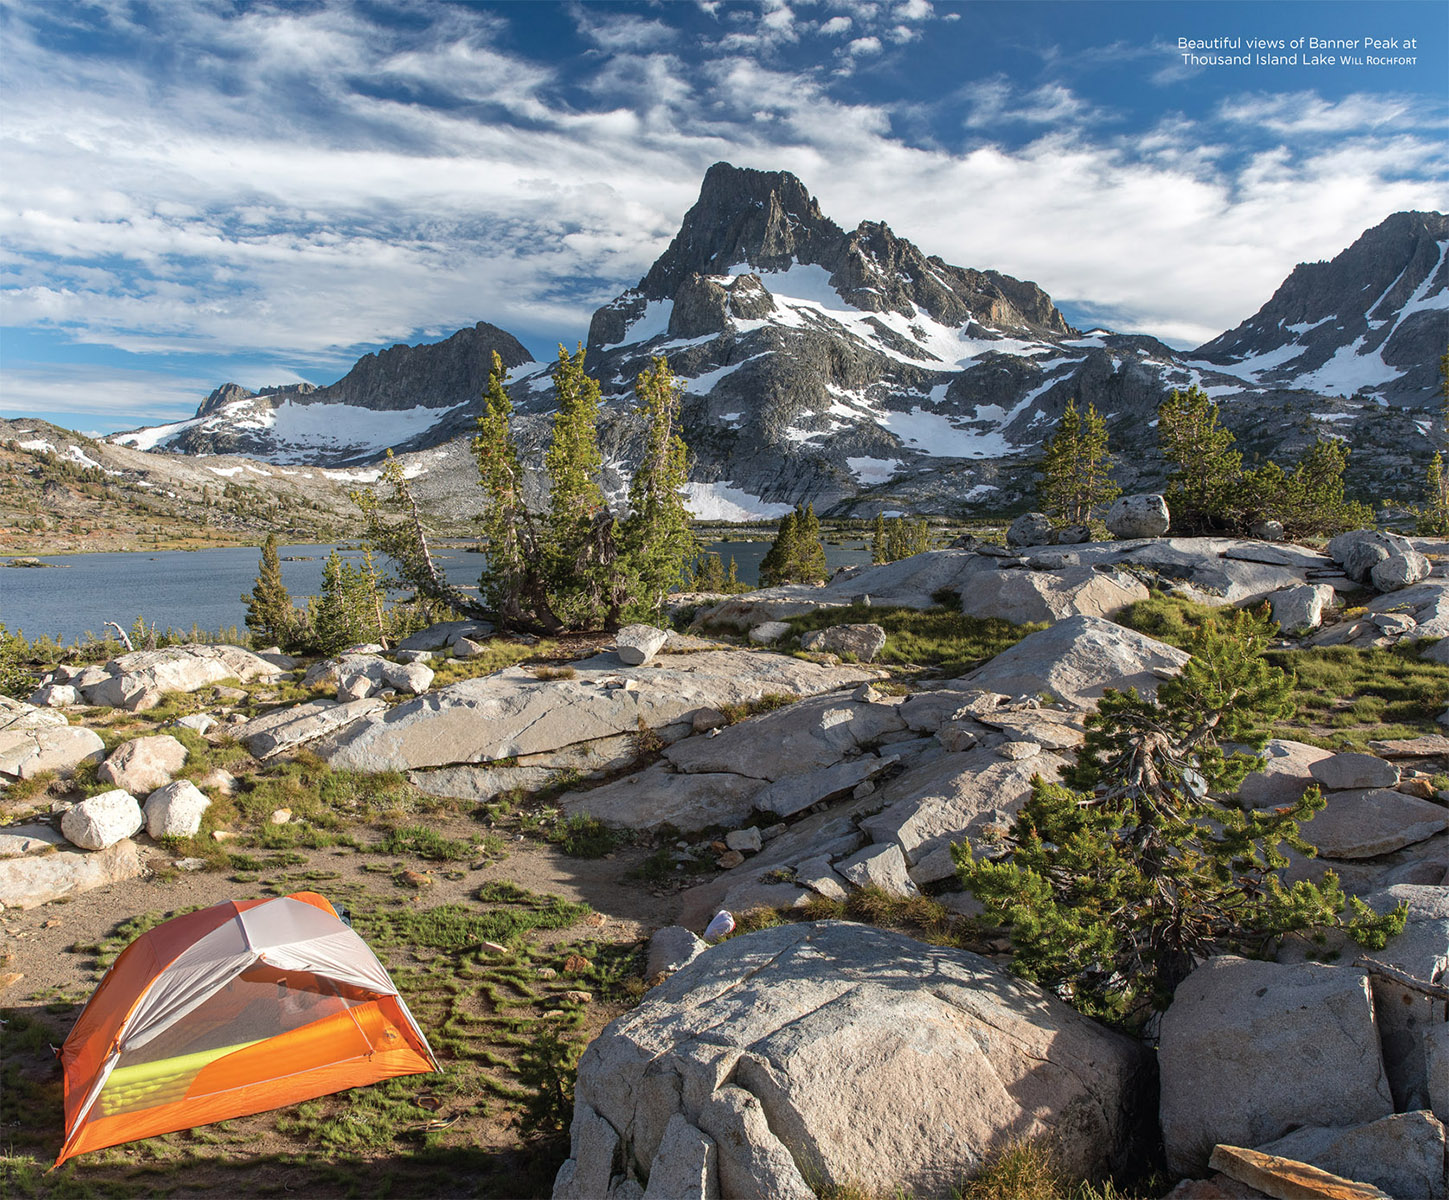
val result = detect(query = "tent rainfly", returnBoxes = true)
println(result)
[57,891,437,1166]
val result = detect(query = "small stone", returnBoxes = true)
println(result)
[1399,778,1438,800]
[997,741,1040,761]
[564,953,590,974]
[564,990,593,1005]
[452,638,489,659]
[211,830,238,842]
[615,624,668,666]
[716,850,745,869]
[692,707,728,732]
[725,827,763,853]
[536,966,558,979]
[269,808,292,825]
[747,621,793,645]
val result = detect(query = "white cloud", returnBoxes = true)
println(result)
[895,0,933,19]
[847,36,882,55]
[820,15,853,35]
[0,0,1444,431]
[962,78,1098,128]
[1218,91,1444,134]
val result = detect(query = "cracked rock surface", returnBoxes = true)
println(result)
[555,921,1145,1200]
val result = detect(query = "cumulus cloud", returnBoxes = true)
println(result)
[820,15,853,35]
[0,0,1444,430]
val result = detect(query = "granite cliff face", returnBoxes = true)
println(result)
[111,163,1446,515]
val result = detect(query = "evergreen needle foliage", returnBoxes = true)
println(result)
[871,514,932,563]
[1037,398,1120,527]
[760,504,829,585]
[543,344,616,630]
[352,452,480,618]
[619,357,698,622]
[954,607,1406,1026]
[242,533,297,648]
[1158,385,1371,537]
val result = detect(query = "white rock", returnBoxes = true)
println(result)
[725,827,763,853]
[1371,550,1431,592]
[1309,752,1400,791]
[28,684,78,708]
[1268,583,1335,635]
[616,624,670,666]
[834,842,919,896]
[1303,788,1448,858]
[963,615,1189,709]
[1237,739,1333,808]
[1105,493,1170,539]
[0,716,106,780]
[97,735,188,795]
[799,624,888,662]
[1255,1112,1446,1200]
[1158,956,1393,1176]
[642,1114,718,1200]
[647,927,707,980]
[0,839,144,909]
[143,780,211,839]
[959,565,1149,625]
[747,621,793,645]
[173,713,217,735]
[1006,512,1055,547]
[565,923,1144,1198]
[61,790,144,850]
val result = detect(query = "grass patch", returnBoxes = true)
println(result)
[429,639,562,687]
[1266,641,1449,749]
[378,824,481,862]
[784,604,1040,676]
[1113,593,1227,649]
[549,814,622,858]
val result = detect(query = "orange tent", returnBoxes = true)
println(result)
[57,891,437,1166]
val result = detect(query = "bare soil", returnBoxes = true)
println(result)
[0,810,686,1199]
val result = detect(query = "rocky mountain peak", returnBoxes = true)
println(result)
[638,162,847,300]
[1194,210,1447,400]
[195,382,254,418]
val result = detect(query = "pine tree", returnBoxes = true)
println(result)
[1418,350,1449,535]
[309,550,385,655]
[692,552,728,592]
[870,514,887,564]
[1158,386,1244,533]
[474,352,557,630]
[1038,398,1120,526]
[1247,439,1374,539]
[543,344,616,629]
[884,516,931,561]
[620,357,697,622]
[353,451,478,618]
[242,533,296,648]
[955,608,1406,1027]
[794,504,829,583]
[758,510,797,587]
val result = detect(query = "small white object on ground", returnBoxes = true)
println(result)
[703,910,735,942]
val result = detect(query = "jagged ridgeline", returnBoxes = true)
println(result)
[111,163,1448,518]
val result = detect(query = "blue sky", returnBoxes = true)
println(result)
[2,0,1445,434]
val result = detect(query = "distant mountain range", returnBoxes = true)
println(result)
[111,163,1448,518]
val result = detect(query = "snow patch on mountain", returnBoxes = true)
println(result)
[683,481,795,521]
